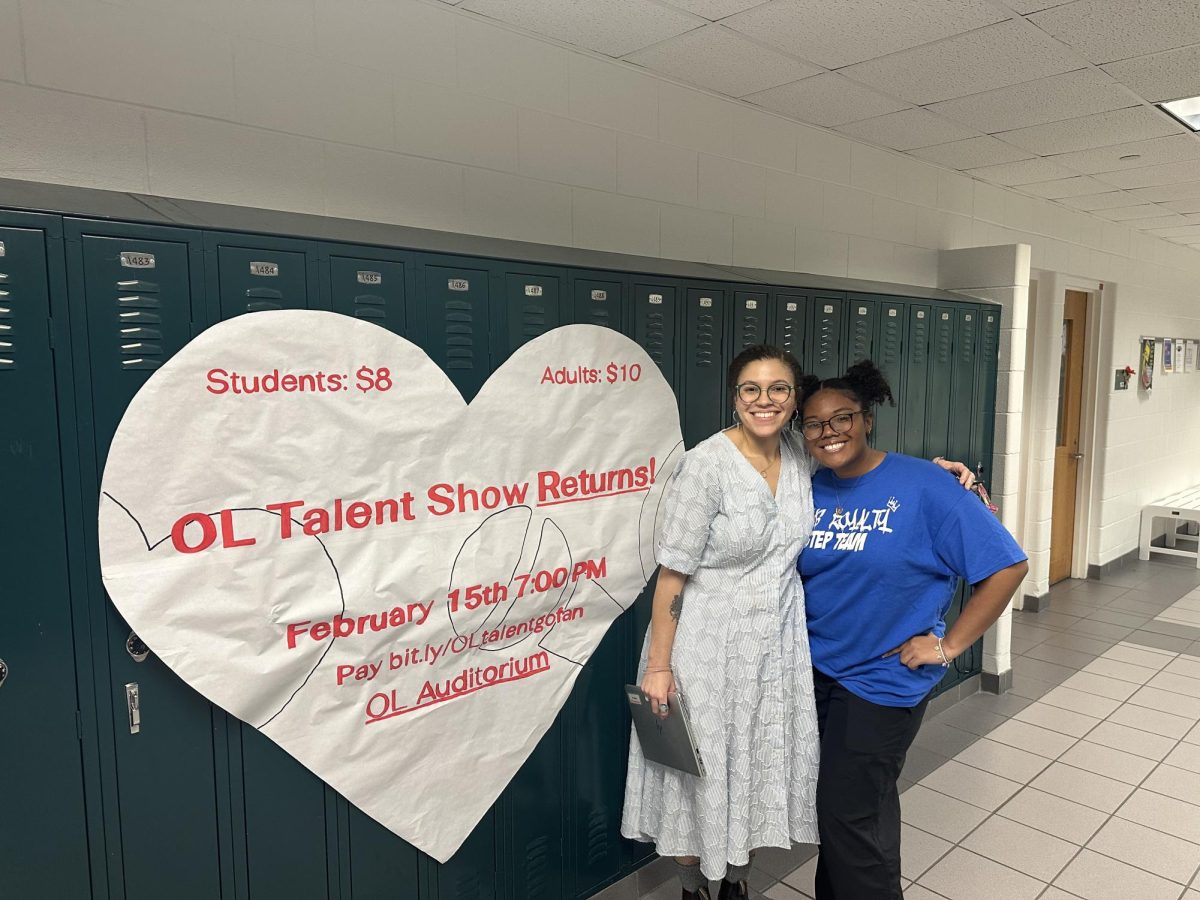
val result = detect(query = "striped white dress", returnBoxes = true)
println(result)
[621,430,820,880]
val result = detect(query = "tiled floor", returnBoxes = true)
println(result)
[603,557,1200,900]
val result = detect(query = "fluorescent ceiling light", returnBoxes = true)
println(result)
[1159,96,1200,131]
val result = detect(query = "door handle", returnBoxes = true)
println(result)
[1069,452,1084,460]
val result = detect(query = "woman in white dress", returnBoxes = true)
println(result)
[622,344,818,900]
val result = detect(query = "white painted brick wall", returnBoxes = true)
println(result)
[3,0,1200,567]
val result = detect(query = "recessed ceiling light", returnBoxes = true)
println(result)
[1159,95,1200,131]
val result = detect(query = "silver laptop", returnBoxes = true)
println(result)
[626,685,705,778]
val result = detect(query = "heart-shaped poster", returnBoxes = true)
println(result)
[99,311,683,862]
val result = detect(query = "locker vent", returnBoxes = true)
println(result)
[0,276,12,370]
[452,869,482,900]
[243,285,283,313]
[351,292,386,320]
[739,312,760,346]
[585,809,610,866]
[521,301,548,341]
[851,316,871,361]
[444,300,476,370]
[778,301,800,353]
[524,835,550,898]
[816,314,836,366]
[645,309,666,364]
[586,302,611,328]
[115,279,164,371]
[958,318,976,363]
[880,314,902,369]
[910,316,928,365]
[694,312,715,368]
[935,317,953,365]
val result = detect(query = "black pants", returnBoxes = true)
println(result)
[812,668,929,900]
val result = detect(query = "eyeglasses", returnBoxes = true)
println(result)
[799,410,865,440]
[736,382,794,404]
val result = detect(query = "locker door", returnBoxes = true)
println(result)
[901,304,931,457]
[570,273,625,333]
[501,724,564,900]
[631,282,678,390]
[843,296,877,370]
[948,306,979,465]
[807,293,844,381]
[417,260,492,401]
[732,289,769,355]
[772,292,808,370]
[0,219,92,899]
[924,305,957,458]
[70,226,223,900]
[437,817,498,900]
[682,286,727,449]
[502,269,561,358]
[327,254,408,336]
[972,307,1001,482]
[873,299,906,453]
[210,240,312,318]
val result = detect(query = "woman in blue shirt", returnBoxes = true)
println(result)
[797,359,1028,900]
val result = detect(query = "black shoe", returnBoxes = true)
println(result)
[716,878,749,900]
[683,886,712,900]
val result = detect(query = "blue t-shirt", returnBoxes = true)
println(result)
[799,453,1027,707]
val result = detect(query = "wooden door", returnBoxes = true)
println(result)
[1050,291,1088,583]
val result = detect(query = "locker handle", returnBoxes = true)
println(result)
[125,683,141,735]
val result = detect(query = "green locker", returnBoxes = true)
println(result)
[66,223,224,900]
[206,235,317,319]
[923,305,957,459]
[416,259,492,401]
[500,723,565,900]
[972,307,1001,482]
[631,281,678,391]
[807,293,845,381]
[771,292,807,371]
[948,306,980,466]
[501,267,562,357]
[872,299,906,453]
[0,216,93,899]
[326,252,409,336]
[681,285,726,448]
[901,304,931,457]
[437,816,498,900]
[570,272,626,334]
[842,296,876,369]
[732,289,769,354]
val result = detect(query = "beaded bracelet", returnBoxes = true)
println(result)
[934,638,950,668]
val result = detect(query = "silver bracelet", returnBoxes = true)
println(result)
[935,638,950,668]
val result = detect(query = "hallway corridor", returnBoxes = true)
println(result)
[617,557,1200,900]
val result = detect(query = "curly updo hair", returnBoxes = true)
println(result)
[727,344,803,398]
[798,359,895,413]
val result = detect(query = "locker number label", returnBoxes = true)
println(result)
[888,309,897,317]
[250,261,279,277]
[120,251,156,269]
[917,311,926,318]
[965,314,972,321]
[858,306,867,315]
[0,241,5,257]
[824,305,834,314]
[357,271,383,285]
[786,302,797,312]
[699,297,712,308]
[590,290,607,301]
[448,278,469,292]
[648,293,663,305]
[745,299,758,310]
[941,312,950,320]
[524,285,543,297]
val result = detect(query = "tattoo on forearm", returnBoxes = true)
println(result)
[669,593,683,622]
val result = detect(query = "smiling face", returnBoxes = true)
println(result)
[733,358,797,441]
[800,387,877,477]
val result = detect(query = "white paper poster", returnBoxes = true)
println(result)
[99,311,683,861]
[1188,341,1197,373]
[1163,337,1174,373]
[1175,339,1186,373]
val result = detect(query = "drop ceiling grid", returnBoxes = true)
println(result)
[441,0,1200,248]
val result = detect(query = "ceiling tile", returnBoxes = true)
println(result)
[1017,175,1113,197]
[841,20,1082,105]
[1052,133,1200,175]
[1059,190,1140,209]
[1146,223,1200,237]
[910,134,1032,168]
[1093,203,1171,220]
[722,0,1006,69]
[624,24,821,96]
[1096,158,1200,188]
[1028,0,1200,65]
[1102,43,1200,104]
[1123,213,1192,228]
[834,107,979,150]
[1161,196,1200,213]
[1127,181,1200,201]
[924,69,1136,132]
[997,106,1183,155]
[965,156,1078,184]
[658,0,769,19]
[744,72,909,126]
[462,0,703,57]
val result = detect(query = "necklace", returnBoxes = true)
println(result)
[737,433,779,480]
[832,472,865,516]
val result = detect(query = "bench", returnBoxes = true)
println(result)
[1139,486,1200,567]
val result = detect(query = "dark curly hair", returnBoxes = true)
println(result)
[728,344,803,398]
[798,359,895,413]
